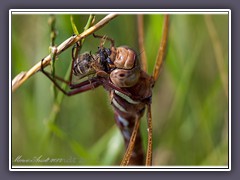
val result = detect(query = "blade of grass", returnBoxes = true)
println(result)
[90,125,123,165]
[204,15,228,98]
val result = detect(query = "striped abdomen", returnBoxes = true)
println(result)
[107,71,153,165]
[73,53,96,79]
[111,89,146,165]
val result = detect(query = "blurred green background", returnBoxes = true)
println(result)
[11,13,229,166]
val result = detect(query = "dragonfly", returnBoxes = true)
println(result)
[40,15,169,166]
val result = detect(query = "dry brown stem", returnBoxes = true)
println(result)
[12,13,118,92]
[153,15,170,82]
[204,15,228,98]
[137,15,148,72]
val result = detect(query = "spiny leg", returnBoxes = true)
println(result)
[40,43,102,96]
[152,15,170,82]
[145,103,153,166]
[41,60,101,96]
[41,43,82,87]
[69,42,81,85]
[93,33,115,49]
[137,15,148,72]
[120,115,141,166]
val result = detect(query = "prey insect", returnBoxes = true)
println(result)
[41,15,169,166]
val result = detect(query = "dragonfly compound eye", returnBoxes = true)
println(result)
[113,46,137,70]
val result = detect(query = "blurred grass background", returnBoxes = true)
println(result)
[11,13,229,166]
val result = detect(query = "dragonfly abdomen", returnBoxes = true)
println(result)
[111,89,146,165]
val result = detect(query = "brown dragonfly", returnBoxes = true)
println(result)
[41,15,169,166]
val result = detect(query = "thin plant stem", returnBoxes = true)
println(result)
[48,15,58,99]
[48,15,57,47]
[49,46,58,99]
[137,15,148,72]
[204,15,228,98]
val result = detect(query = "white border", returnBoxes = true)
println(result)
[10,9,229,15]
[11,166,228,171]
[9,8,13,172]
[9,9,231,171]
[228,10,231,172]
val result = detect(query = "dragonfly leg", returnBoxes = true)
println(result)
[152,15,170,83]
[120,115,141,166]
[40,59,102,96]
[145,103,153,166]
[93,33,115,48]
[41,43,82,87]
[101,77,132,98]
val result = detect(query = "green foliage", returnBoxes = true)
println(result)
[12,14,229,166]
